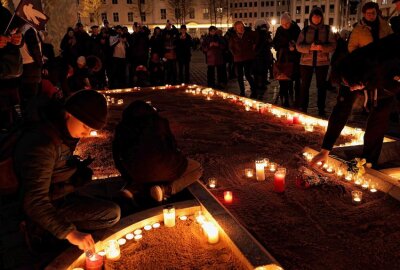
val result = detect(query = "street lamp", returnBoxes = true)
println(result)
[271,18,277,37]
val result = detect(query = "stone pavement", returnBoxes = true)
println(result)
[190,49,400,138]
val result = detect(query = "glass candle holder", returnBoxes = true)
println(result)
[90,130,98,137]
[337,168,344,177]
[293,114,300,124]
[85,253,103,270]
[255,159,266,181]
[245,168,254,178]
[269,162,277,172]
[316,161,323,167]
[345,171,353,181]
[326,166,334,173]
[224,191,233,203]
[105,240,121,260]
[361,179,370,190]
[351,190,363,204]
[263,158,270,168]
[163,205,176,227]
[354,175,362,186]
[207,177,217,188]
[369,182,378,193]
[195,210,206,224]
[274,168,286,193]
[304,124,314,132]
[117,99,124,105]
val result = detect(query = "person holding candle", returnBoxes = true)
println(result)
[113,100,203,202]
[14,90,124,252]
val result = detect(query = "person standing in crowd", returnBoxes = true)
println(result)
[15,90,124,252]
[312,3,399,167]
[229,21,257,98]
[254,19,273,101]
[273,13,301,107]
[162,20,179,85]
[296,7,336,117]
[202,26,227,89]
[19,23,43,114]
[176,25,192,84]
[110,26,129,89]
[0,3,24,132]
[129,23,150,86]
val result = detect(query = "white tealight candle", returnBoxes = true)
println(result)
[144,225,152,231]
[152,222,161,229]
[269,162,277,172]
[369,183,378,193]
[352,191,362,204]
[126,233,134,240]
[134,234,143,241]
[117,238,126,246]
[361,180,369,190]
[322,163,328,169]
[255,159,266,181]
[317,161,323,166]
[179,215,188,221]
[90,130,98,137]
[337,169,343,177]
[134,229,142,235]
[245,168,254,178]
[345,172,353,181]
[163,205,176,227]
[326,167,334,173]
[105,240,120,260]
[202,222,219,244]
[207,177,217,188]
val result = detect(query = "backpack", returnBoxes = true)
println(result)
[0,123,61,195]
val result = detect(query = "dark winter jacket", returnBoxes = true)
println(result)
[202,34,226,66]
[14,103,80,239]
[273,21,301,64]
[229,29,258,62]
[176,33,192,62]
[113,100,188,184]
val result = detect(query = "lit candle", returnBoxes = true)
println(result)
[203,222,219,244]
[117,238,126,246]
[369,183,378,193]
[111,97,115,104]
[134,229,142,235]
[195,211,206,224]
[179,215,188,221]
[274,168,286,193]
[134,234,143,241]
[269,162,277,172]
[322,163,328,169]
[117,99,124,105]
[361,179,370,190]
[263,158,269,167]
[208,177,217,188]
[326,167,334,173]
[144,225,152,231]
[245,105,251,111]
[105,240,120,260]
[351,190,362,204]
[98,251,106,257]
[337,169,343,177]
[354,176,362,186]
[304,124,314,132]
[287,114,294,124]
[85,253,103,270]
[224,191,233,203]
[126,233,134,240]
[345,171,353,181]
[163,205,176,227]
[316,161,322,167]
[255,159,266,181]
[90,130,98,137]
[152,222,160,229]
[245,168,254,178]
[293,114,300,124]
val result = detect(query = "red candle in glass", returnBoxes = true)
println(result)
[224,191,233,203]
[274,168,286,193]
[293,115,300,125]
[85,253,104,270]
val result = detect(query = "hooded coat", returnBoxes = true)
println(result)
[296,7,336,66]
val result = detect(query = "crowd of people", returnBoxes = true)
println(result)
[1,0,400,258]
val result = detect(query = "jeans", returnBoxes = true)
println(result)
[178,60,190,84]
[235,60,255,97]
[299,65,329,113]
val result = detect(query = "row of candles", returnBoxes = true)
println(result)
[184,86,367,145]
[78,206,219,270]
[303,151,378,204]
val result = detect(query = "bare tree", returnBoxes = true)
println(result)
[132,0,153,24]
[78,0,106,25]
[167,0,194,26]
[205,0,227,26]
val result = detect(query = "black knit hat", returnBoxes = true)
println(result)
[64,90,108,130]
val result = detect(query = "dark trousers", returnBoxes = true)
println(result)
[322,85,394,165]
[56,178,124,231]
[235,60,255,97]
[178,60,190,84]
[207,65,226,88]
[299,65,329,113]
[164,60,177,85]
[278,80,293,107]
[110,57,127,89]
[0,79,20,131]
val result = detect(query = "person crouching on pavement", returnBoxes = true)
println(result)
[15,90,124,252]
[113,100,203,202]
